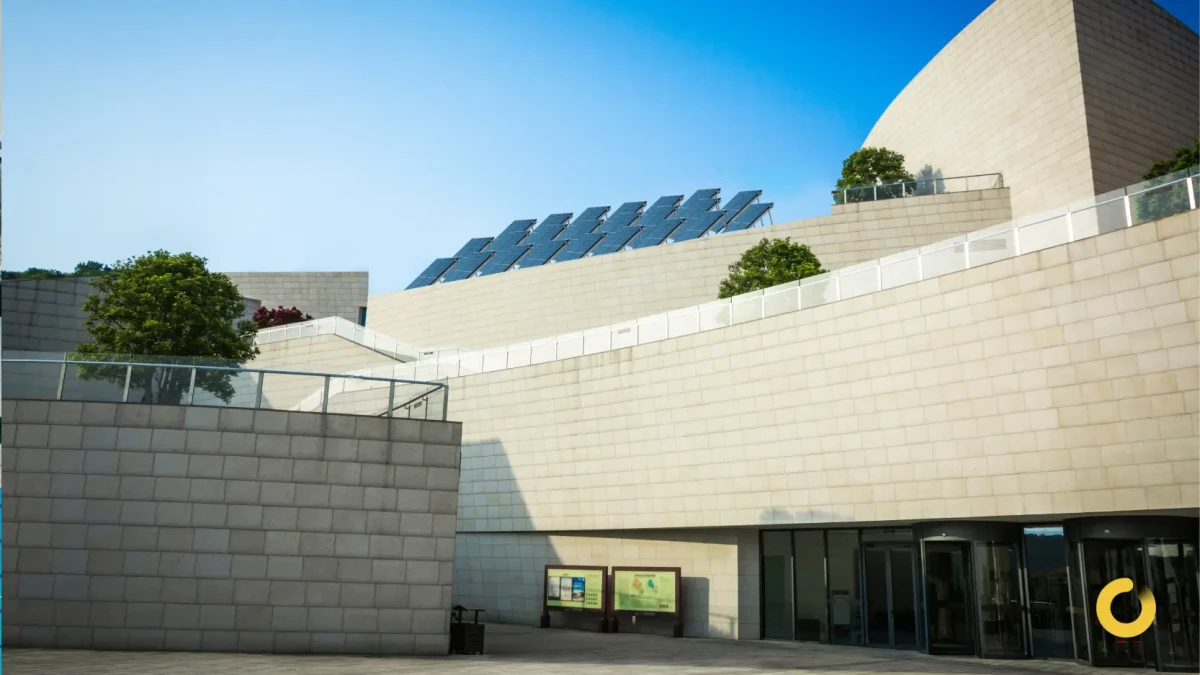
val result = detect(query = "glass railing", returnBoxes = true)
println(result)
[254,316,423,363]
[832,173,1004,205]
[1,351,448,420]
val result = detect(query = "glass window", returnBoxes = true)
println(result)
[358,307,368,326]
[1067,539,1090,662]
[827,530,862,645]
[975,541,1025,657]
[1024,527,1074,659]
[762,531,794,640]
[792,531,827,642]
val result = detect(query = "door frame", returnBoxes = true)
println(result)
[920,538,978,655]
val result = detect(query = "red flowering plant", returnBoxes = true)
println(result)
[253,305,314,329]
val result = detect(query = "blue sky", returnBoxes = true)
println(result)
[6,0,1198,293]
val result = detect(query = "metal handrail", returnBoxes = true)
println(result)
[833,172,1005,204]
[1,356,449,420]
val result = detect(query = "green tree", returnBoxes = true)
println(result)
[73,250,259,404]
[718,237,826,299]
[1,267,66,280]
[834,147,914,204]
[72,260,114,277]
[1134,139,1199,224]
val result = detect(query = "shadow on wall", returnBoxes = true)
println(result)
[913,164,945,196]
[452,438,735,640]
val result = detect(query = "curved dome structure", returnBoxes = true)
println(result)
[864,0,1198,218]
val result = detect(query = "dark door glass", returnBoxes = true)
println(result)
[891,547,917,647]
[865,547,890,646]
[1147,540,1200,669]
[1023,527,1074,659]
[976,541,1025,657]
[925,541,974,654]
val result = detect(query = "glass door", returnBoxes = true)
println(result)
[924,541,975,654]
[1146,540,1200,670]
[1082,539,1152,668]
[865,546,917,648]
[975,541,1026,657]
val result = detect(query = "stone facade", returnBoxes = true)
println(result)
[369,188,1011,350]
[864,0,1198,218]
[448,210,1198,534]
[224,272,369,326]
[2,400,462,654]
[254,334,410,411]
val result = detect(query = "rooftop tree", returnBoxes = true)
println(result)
[74,250,258,404]
[718,237,826,299]
[834,147,914,203]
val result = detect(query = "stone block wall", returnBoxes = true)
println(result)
[369,188,1011,350]
[1,400,462,654]
[448,211,1199,533]
[224,272,369,325]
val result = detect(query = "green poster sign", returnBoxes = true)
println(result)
[613,569,677,613]
[546,568,605,610]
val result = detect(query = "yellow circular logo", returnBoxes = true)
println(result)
[1096,577,1155,638]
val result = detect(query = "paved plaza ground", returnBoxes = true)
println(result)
[4,623,1132,674]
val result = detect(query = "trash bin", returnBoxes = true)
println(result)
[449,605,486,654]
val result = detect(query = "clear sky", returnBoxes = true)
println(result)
[6,0,1199,293]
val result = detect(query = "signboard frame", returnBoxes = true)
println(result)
[609,566,683,638]
[540,564,609,632]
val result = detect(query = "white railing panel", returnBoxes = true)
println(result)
[556,333,584,360]
[482,349,508,373]
[530,339,557,365]
[880,252,920,289]
[731,293,764,324]
[583,329,613,355]
[967,227,1017,267]
[838,262,879,300]
[799,272,837,308]
[437,361,461,379]
[611,322,638,350]
[920,237,967,278]
[459,354,485,374]
[698,300,732,331]
[507,345,532,368]
[667,308,700,338]
[763,283,799,317]
[637,315,669,343]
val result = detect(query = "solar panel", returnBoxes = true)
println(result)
[600,202,645,231]
[499,219,537,236]
[440,251,493,282]
[406,257,457,289]
[721,202,773,232]
[590,227,640,255]
[454,237,494,257]
[551,233,603,262]
[668,211,724,242]
[560,206,609,238]
[713,190,761,230]
[676,189,720,218]
[522,215,569,244]
[477,245,531,276]
[637,195,683,225]
[631,218,683,248]
[515,240,566,269]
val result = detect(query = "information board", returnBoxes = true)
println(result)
[612,568,678,613]
[545,567,605,611]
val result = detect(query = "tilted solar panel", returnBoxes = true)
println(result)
[440,251,494,282]
[676,189,720,217]
[551,232,604,262]
[637,195,684,225]
[515,240,566,269]
[668,211,724,242]
[631,218,683,248]
[560,206,610,238]
[454,237,494,257]
[499,219,537,236]
[477,245,531,276]
[712,190,762,231]
[721,202,773,232]
[405,257,457,289]
[600,202,645,231]
[590,227,640,255]
[522,216,568,244]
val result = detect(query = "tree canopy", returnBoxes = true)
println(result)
[253,305,314,328]
[718,237,826,299]
[834,147,914,203]
[1,260,114,280]
[73,250,258,404]
[1143,139,1198,180]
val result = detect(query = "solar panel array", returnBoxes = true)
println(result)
[406,188,773,289]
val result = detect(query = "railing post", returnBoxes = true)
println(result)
[843,189,847,204]
[873,184,878,201]
[187,367,197,405]
[1187,175,1196,211]
[387,381,396,419]
[442,384,449,421]
[321,376,331,414]
[56,362,68,400]
[1123,194,1133,228]
[254,372,265,409]
[1013,224,1022,257]
[834,276,841,302]
[122,365,132,403]
[964,241,971,269]
[917,252,925,281]
[1066,210,1075,243]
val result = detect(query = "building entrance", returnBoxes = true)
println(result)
[923,540,974,654]
[864,545,917,648]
